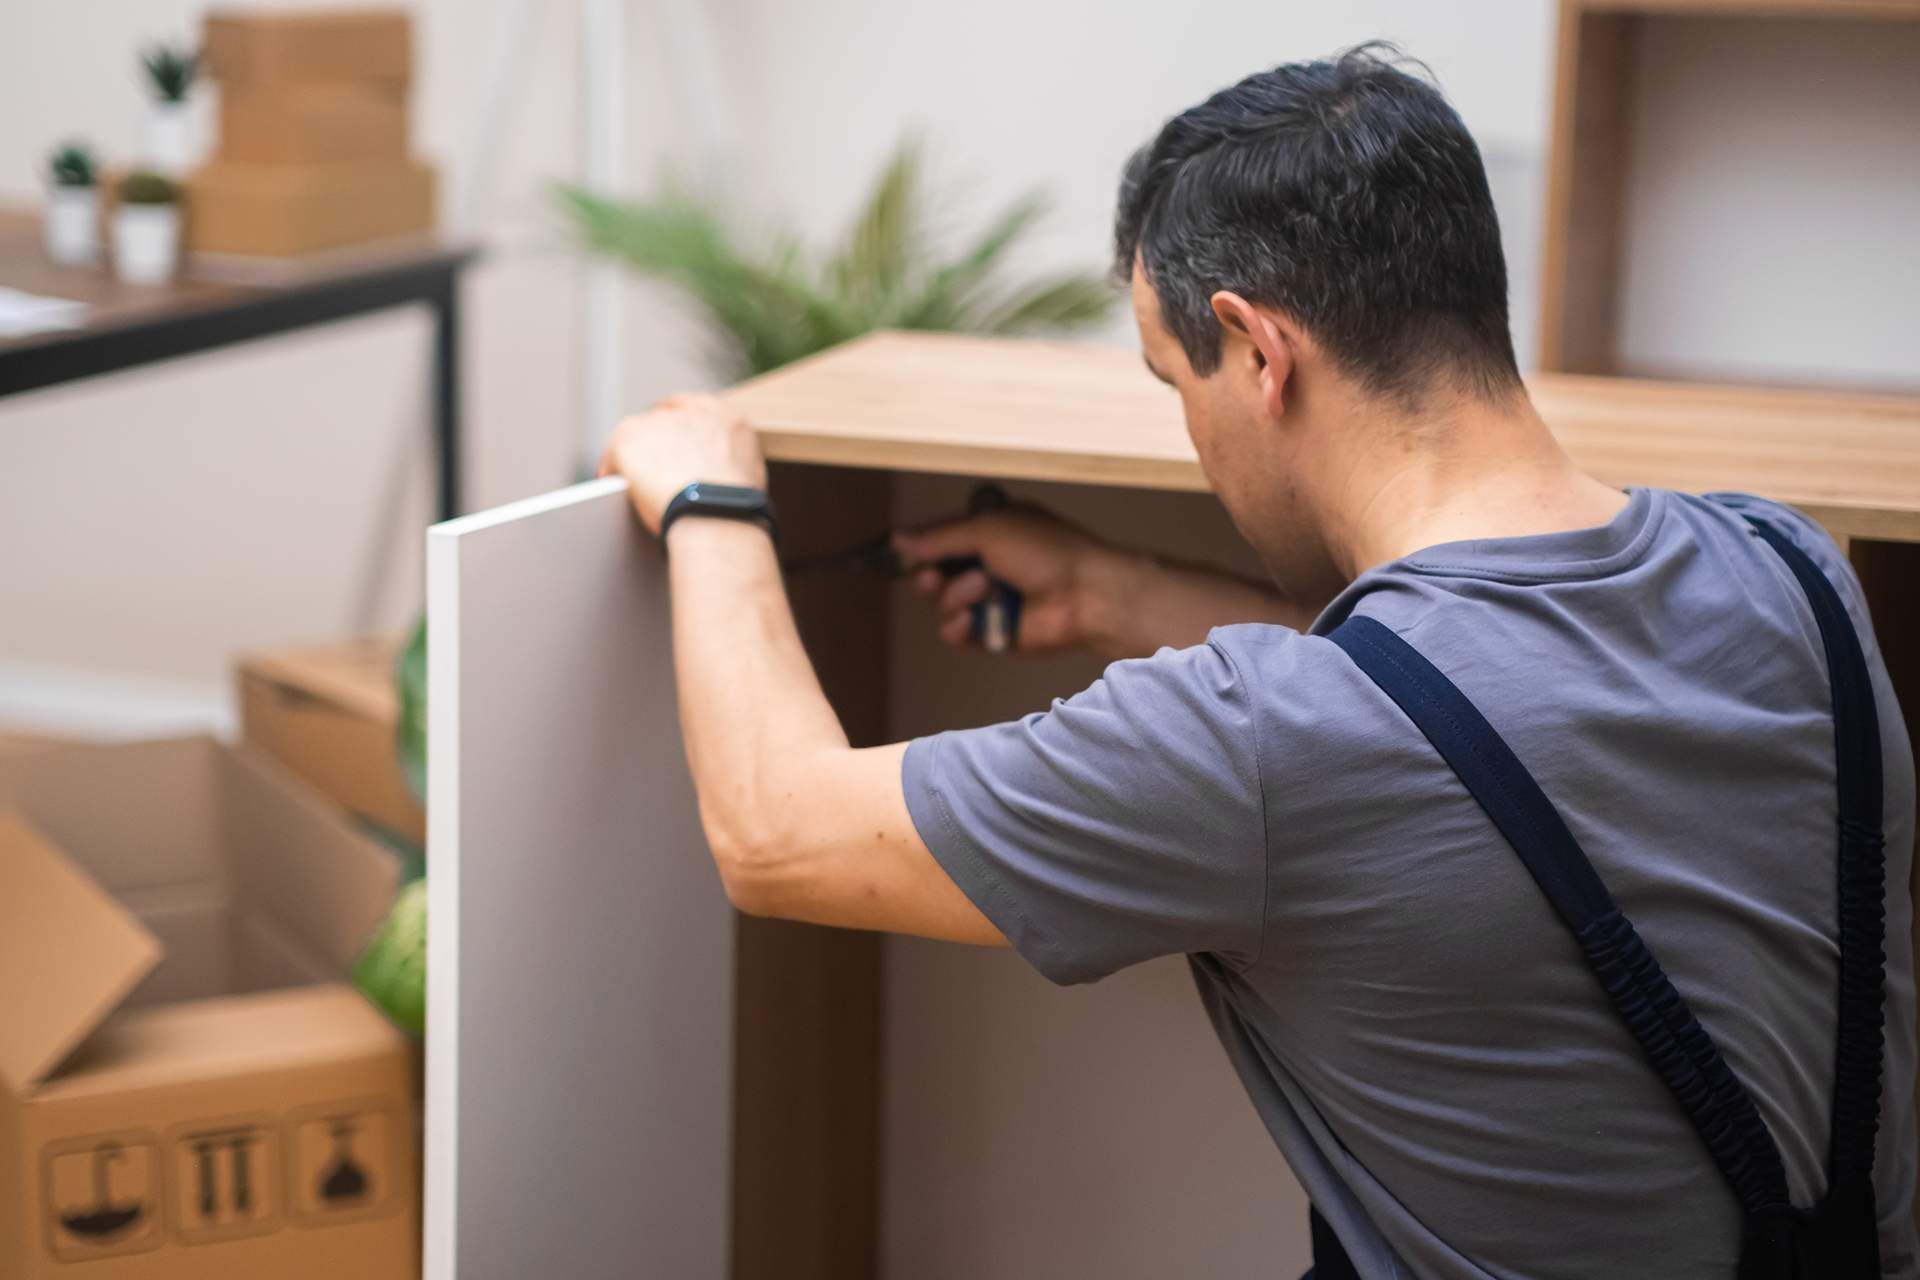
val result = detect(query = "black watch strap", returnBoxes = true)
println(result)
[658,482,778,544]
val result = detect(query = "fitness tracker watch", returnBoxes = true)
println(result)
[658,482,778,544]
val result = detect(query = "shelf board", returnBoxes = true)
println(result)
[727,331,1920,544]
[1573,0,1920,17]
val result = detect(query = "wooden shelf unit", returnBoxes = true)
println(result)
[730,332,1920,543]
[1538,0,1920,380]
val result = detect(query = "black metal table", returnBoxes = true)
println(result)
[0,219,477,520]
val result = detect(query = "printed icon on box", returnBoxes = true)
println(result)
[42,1134,164,1261]
[288,1102,397,1226]
[167,1118,282,1244]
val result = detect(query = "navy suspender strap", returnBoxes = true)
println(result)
[1308,516,1885,1279]
[1328,612,1794,1220]
[1743,519,1888,1202]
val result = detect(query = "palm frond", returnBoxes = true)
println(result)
[557,182,863,375]
[825,139,925,312]
[973,274,1120,336]
[559,139,1115,376]
[896,191,1049,330]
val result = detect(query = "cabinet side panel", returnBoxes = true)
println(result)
[729,464,887,1280]
[1540,3,1636,374]
[1853,538,1920,1234]
[429,482,733,1279]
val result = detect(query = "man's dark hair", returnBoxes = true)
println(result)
[1115,44,1521,404]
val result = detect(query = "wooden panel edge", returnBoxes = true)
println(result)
[731,463,888,1280]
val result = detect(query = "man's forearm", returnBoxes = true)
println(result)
[663,518,844,887]
[1080,548,1313,659]
[657,515,1003,944]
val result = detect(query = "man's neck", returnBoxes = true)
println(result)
[1316,387,1628,581]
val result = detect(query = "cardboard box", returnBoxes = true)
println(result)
[0,730,68,756]
[203,9,411,89]
[218,84,408,164]
[237,639,423,845]
[0,737,416,1279]
[185,159,436,257]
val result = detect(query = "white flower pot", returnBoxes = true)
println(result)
[44,187,100,266]
[145,102,195,176]
[113,204,181,286]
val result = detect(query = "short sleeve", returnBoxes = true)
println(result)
[900,638,1267,985]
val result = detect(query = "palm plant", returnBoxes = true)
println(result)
[555,139,1119,378]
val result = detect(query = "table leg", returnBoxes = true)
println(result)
[432,274,463,522]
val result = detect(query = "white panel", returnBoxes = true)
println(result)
[425,478,732,1280]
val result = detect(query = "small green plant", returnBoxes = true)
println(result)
[396,618,427,802]
[557,138,1119,378]
[49,142,96,188]
[118,171,178,205]
[353,878,426,1036]
[141,43,197,104]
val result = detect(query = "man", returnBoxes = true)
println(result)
[601,46,1917,1279]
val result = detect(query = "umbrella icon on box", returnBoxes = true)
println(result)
[59,1143,145,1240]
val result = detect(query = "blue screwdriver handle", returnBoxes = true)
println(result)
[960,485,1023,652]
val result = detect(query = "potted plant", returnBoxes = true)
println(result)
[556,139,1119,379]
[113,171,182,285]
[44,141,100,266]
[140,42,198,175]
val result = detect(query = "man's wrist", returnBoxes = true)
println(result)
[1073,546,1156,660]
[658,481,776,543]
[663,511,776,555]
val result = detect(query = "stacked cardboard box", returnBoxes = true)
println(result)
[237,637,424,845]
[188,9,435,257]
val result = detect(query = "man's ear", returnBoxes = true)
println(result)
[1210,291,1294,420]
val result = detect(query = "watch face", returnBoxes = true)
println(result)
[683,483,766,514]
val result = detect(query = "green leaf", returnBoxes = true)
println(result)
[396,617,427,804]
[352,879,426,1038]
[898,191,1048,330]
[824,139,925,312]
[973,273,1120,335]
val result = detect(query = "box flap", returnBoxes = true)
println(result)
[33,983,408,1103]
[0,811,162,1092]
[0,736,226,893]
[222,745,401,972]
[237,638,401,725]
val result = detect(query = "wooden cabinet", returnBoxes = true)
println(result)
[1539,0,1920,387]
[423,332,1920,1277]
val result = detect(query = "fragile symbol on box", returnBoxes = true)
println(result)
[289,1101,396,1226]
[168,1117,282,1244]
[42,1133,165,1261]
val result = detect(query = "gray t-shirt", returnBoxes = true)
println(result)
[901,488,1918,1279]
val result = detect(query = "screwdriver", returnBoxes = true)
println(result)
[781,482,1025,652]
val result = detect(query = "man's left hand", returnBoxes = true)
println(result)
[596,393,768,534]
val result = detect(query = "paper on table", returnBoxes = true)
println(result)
[0,286,88,338]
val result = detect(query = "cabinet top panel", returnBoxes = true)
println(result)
[726,331,1920,543]
[1568,0,1920,18]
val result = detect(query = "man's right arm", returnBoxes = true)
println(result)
[891,506,1310,660]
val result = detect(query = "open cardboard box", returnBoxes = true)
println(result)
[0,737,417,1279]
